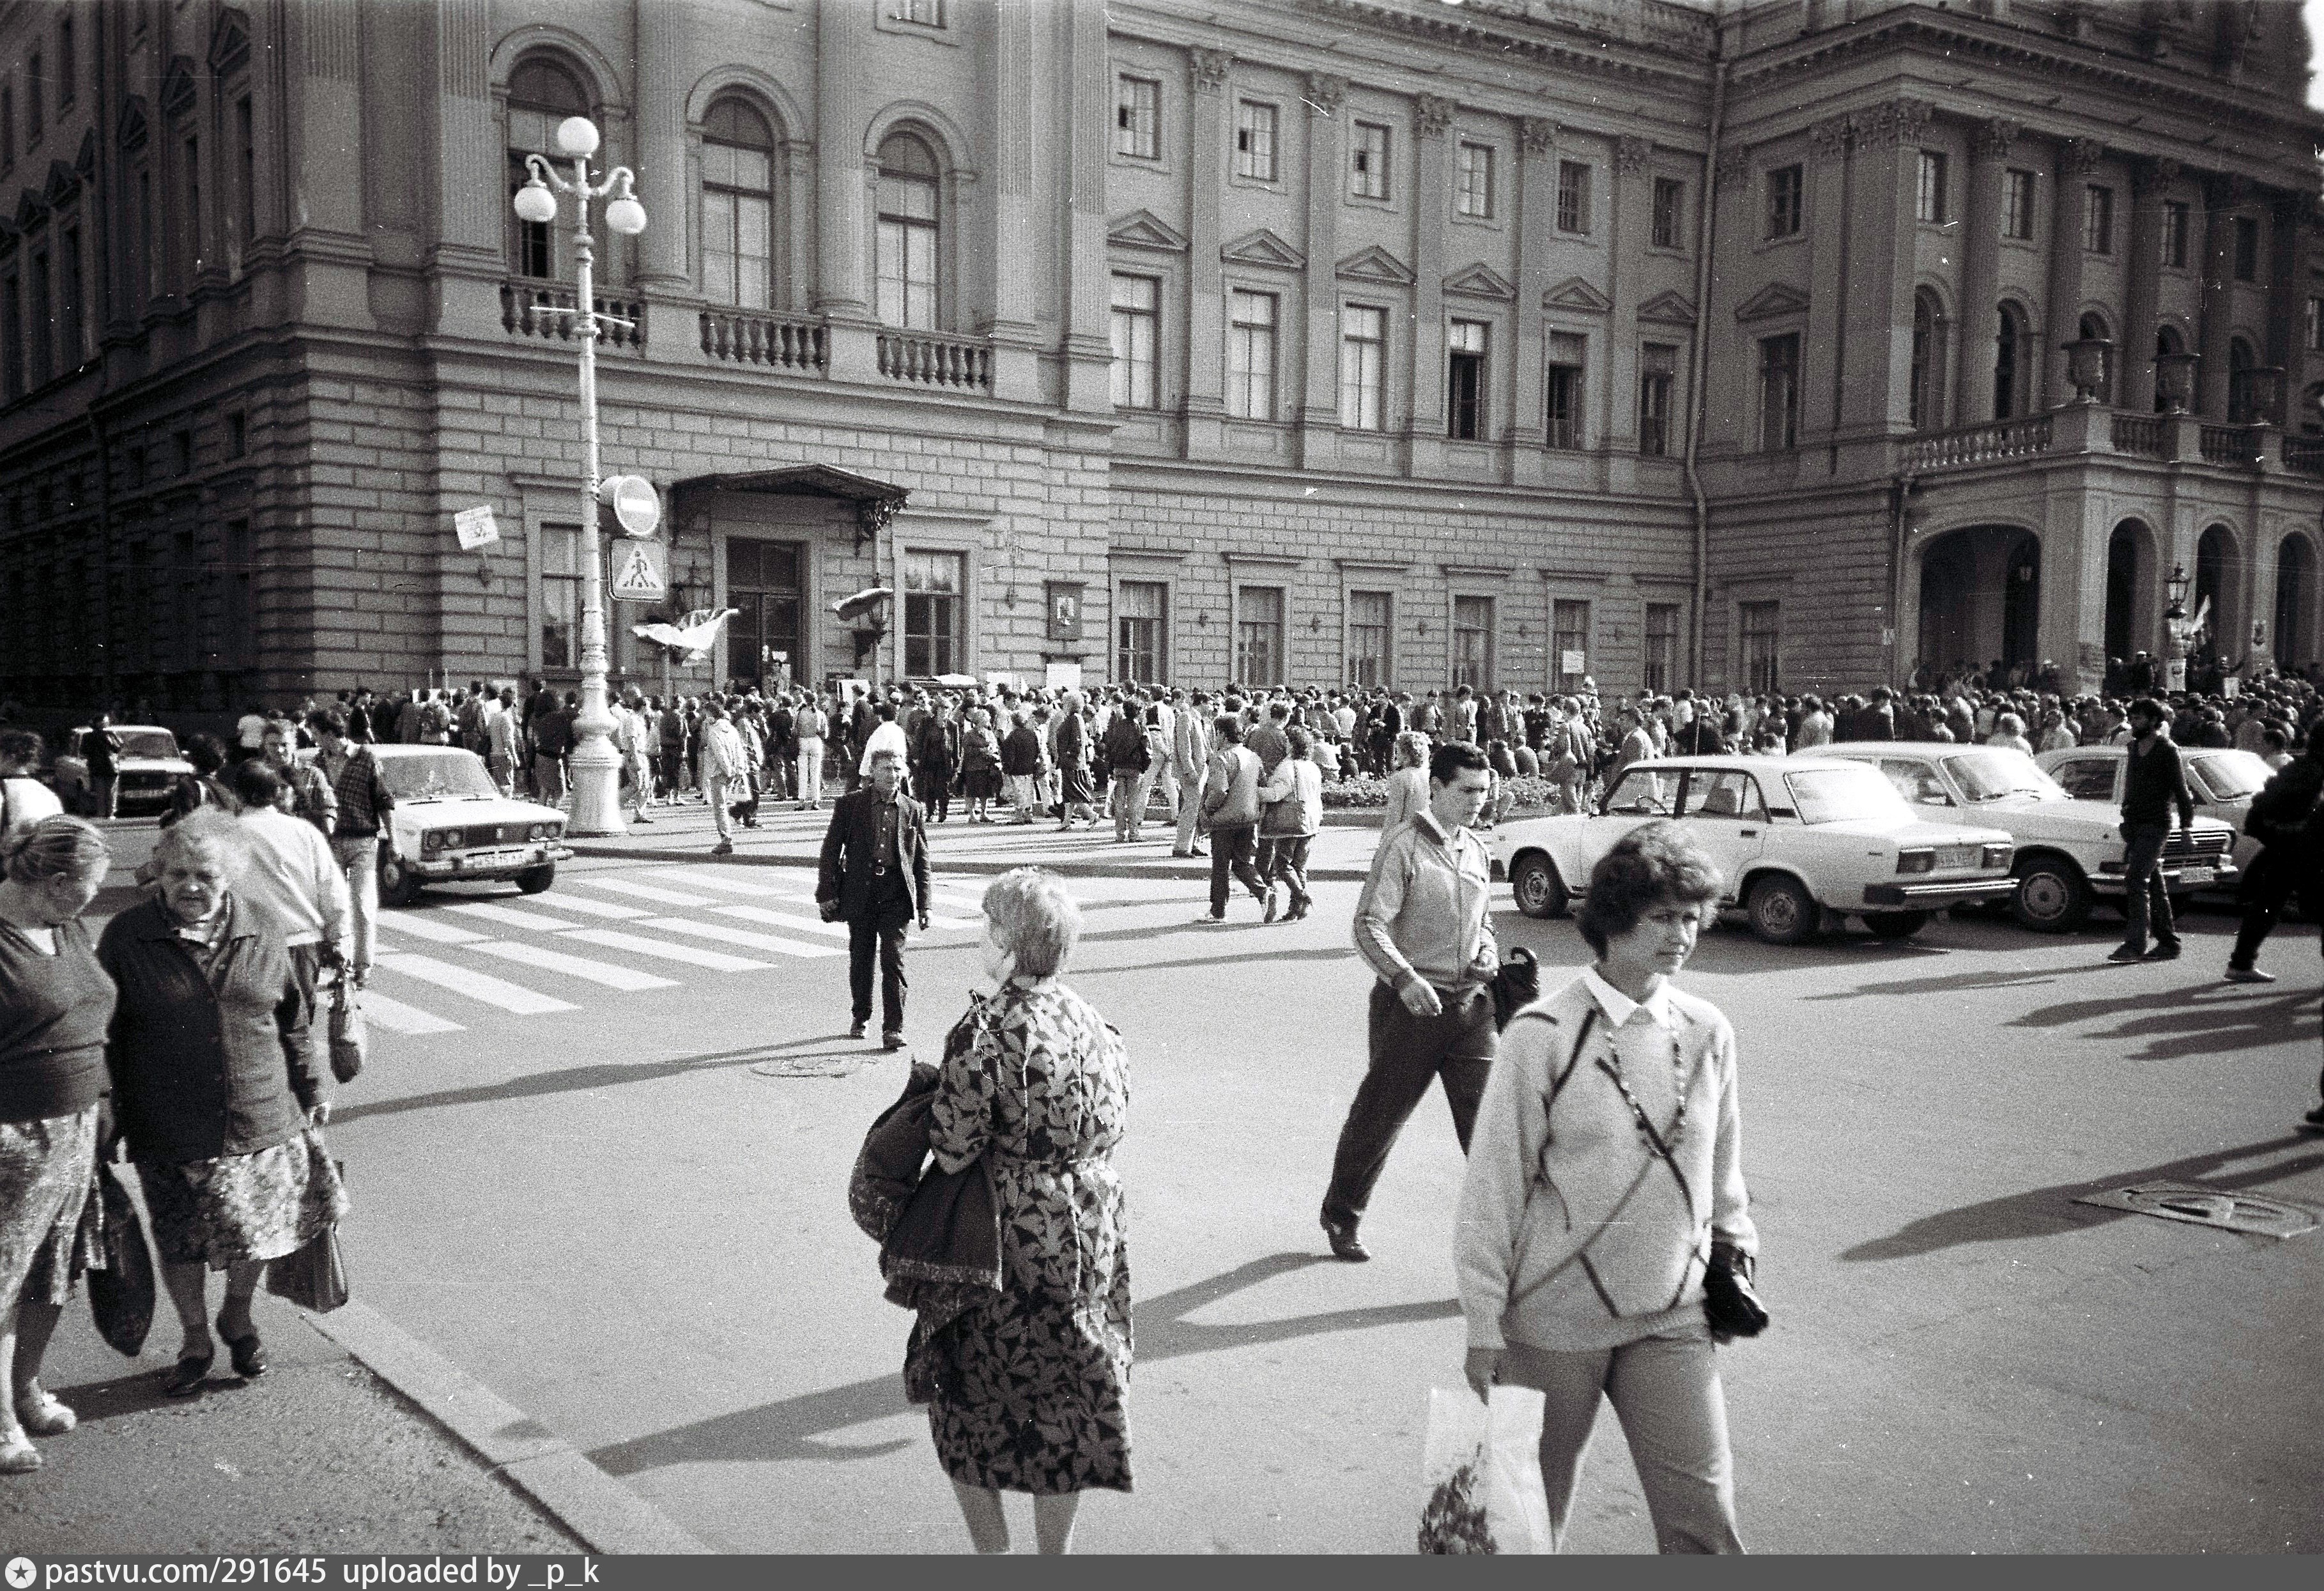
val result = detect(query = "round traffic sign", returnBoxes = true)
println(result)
[598,474,661,537]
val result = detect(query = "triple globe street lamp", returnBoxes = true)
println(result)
[511,116,655,836]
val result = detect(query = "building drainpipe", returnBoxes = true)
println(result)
[89,408,117,712]
[1682,35,1728,689]
[1889,472,1915,688]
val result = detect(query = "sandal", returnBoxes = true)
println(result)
[219,1316,267,1379]
[13,1388,75,1436]
[162,1353,213,1398]
[0,1432,40,1474]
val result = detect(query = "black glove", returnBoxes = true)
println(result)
[1704,1240,1768,1342]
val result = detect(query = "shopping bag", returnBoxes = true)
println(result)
[327,967,366,1084]
[1417,1384,1552,1554]
[265,1224,351,1314]
[85,1161,157,1357]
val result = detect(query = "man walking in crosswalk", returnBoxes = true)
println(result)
[816,747,930,1049]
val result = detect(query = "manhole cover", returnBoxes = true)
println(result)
[750,1054,864,1079]
[2074,1181,2320,1238]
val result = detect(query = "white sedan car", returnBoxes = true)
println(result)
[1489,755,2017,945]
[2035,744,2274,878]
[50,725,196,816]
[369,744,572,906]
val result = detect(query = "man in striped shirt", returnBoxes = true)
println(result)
[309,708,396,985]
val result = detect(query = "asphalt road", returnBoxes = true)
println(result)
[168,826,2313,1556]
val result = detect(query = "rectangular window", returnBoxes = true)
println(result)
[539,523,581,670]
[2083,183,2113,254]
[183,134,202,279]
[1739,601,1781,694]
[903,550,966,677]
[1758,333,1800,452]
[223,518,253,668]
[58,19,75,107]
[1114,75,1159,160]
[2233,215,2259,282]
[1447,318,1487,440]
[892,0,944,22]
[1765,164,1803,239]
[27,249,50,386]
[1551,600,1589,694]
[172,427,192,475]
[1,275,19,401]
[59,224,81,367]
[1226,289,1277,420]
[2004,169,2037,240]
[1456,142,1493,219]
[1350,121,1389,201]
[702,139,775,309]
[873,163,937,330]
[235,96,256,249]
[1651,176,1684,249]
[2309,296,2324,354]
[1452,596,1495,693]
[1643,603,1681,696]
[1916,150,1946,224]
[1556,160,1591,234]
[226,411,247,458]
[2162,200,2190,268]
[1638,342,1677,457]
[1545,330,1586,450]
[1235,100,1277,181]
[1347,590,1390,688]
[1339,304,1385,431]
[1109,273,1160,409]
[1235,585,1284,686]
[26,54,42,143]
[1116,580,1167,684]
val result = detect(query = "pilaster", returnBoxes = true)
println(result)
[1802,114,1850,442]
[1836,98,1924,449]
[985,0,1043,403]
[1297,72,1348,467]
[634,0,688,291]
[426,0,503,340]
[1059,0,1115,412]
[1181,47,1231,449]
[1510,117,1555,475]
[814,2,870,319]
[1952,118,2013,424]
[2041,137,2102,412]
[2197,172,2242,419]
[1603,135,1651,456]
[2121,156,2178,413]
[2265,189,2310,426]
[281,0,374,329]
[1406,92,1454,478]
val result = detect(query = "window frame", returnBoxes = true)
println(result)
[1650,176,1685,251]
[1764,164,1803,242]
[1455,140,1496,221]
[1109,271,1160,410]
[902,548,968,679]
[1757,332,1801,452]
[1349,119,1391,203]
[1114,578,1169,685]
[1346,588,1392,689]
[505,58,592,284]
[1737,600,1781,696]
[1555,159,1592,237]
[1226,286,1279,422]
[2082,183,2114,256]
[1233,97,1281,185]
[1451,594,1497,693]
[1545,328,1587,451]
[534,519,585,673]
[1915,150,1947,226]
[1638,341,1677,457]
[1234,583,1288,688]
[1446,317,1489,440]
[2162,199,2190,270]
[1550,598,1589,695]
[1339,301,1387,431]
[1113,72,1161,162]
[1643,601,1682,696]
[2307,296,2324,356]
[698,96,781,312]
[2003,168,2038,242]
[873,129,943,331]
[2232,215,2259,283]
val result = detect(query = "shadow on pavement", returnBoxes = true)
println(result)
[588,1250,1457,1477]
[334,1036,866,1125]
[1079,946,1356,977]
[1801,967,2066,1002]
[1840,1134,2324,1261]
[2001,983,2320,1060]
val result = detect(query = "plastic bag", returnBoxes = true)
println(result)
[1417,1385,1551,1555]
[327,967,366,1084]
[265,1224,350,1314]
[86,1161,157,1357]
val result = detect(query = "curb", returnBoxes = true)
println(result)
[304,1300,714,1556]
[564,842,1374,884]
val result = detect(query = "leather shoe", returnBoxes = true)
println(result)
[2141,942,2182,962]
[882,1031,906,1052]
[2105,944,2146,964]
[2224,965,2275,983]
[162,1354,213,1398]
[220,1319,267,1379]
[848,1020,866,1040]
[1321,1215,1370,1263]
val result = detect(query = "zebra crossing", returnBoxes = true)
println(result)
[359,865,991,1037]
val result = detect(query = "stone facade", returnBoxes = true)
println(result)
[3,0,2322,714]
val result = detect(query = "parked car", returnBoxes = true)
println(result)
[1489,755,2017,945]
[369,744,571,906]
[49,725,196,817]
[2034,744,2275,878]
[1797,742,2238,932]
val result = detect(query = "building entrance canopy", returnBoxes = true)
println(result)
[670,464,909,550]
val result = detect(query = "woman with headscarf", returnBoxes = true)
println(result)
[96,810,346,1399]
[958,708,1004,824]
[0,817,115,1472]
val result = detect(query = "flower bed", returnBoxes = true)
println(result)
[1320,774,1569,815]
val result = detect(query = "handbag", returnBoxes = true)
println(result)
[327,965,366,1084]
[1702,1242,1769,1340]
[1259,791,1307,838]
[1486,946,1539,1031]
[265,1224,351,1314]
[86,1160,157,1357]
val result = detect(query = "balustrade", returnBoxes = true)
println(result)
[2108,413,2165,457]
[1898,413,2054,473]
[699,309,827,373]
[498,280,646,349]
[875,328,994,391]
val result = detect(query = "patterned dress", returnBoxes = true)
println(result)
[927,981,1132,1495]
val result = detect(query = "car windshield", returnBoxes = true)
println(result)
[1782,764,1914,825]
[2192,750,2272,802]
[377,752,500,801]
[1942,749,2065,803]
[113,731,180,759]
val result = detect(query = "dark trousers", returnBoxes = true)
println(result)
[2229,845,2309,970]
[2119,821,2178,951]
[1208,823,1266,916]
[847,884,912,1033]
[1259,834,1312,903]
[1322,982,1497,1226]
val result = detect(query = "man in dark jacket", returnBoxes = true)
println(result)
[2223,735,2324,983]
[816,747,932,1048]
[2107,698,2197,964]
[1101,695,1151,842]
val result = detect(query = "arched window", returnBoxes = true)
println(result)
[2300,381,2324,438]
[701,97,775,309]
[2227,336,2257,424]
[2077,311,2113,404]
[1993,302,2028,420]
[1910,289,1944,431]
[507,58,588,280]
[2152,324,2186,414]
[874,131,939,329]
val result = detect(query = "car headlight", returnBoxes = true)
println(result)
[528,822,550,840]
[1982,843,2013,868]
[420,831,446,857]
[1896,849,1935,875]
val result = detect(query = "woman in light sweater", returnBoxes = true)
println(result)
[1254,725,1323,921]
[1377,731,1433,834]
[1454,820,1757,1553]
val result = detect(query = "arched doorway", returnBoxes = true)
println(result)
[2277,537,2316,670]
[1918,526,2042,679]
[2104,519,2158,665]
[2194,523,2237,662]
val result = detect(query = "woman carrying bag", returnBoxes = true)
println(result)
[1254,725,1321,922]
[1454,820,1760,1554]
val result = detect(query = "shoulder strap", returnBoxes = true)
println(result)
[1546,1005,1597,1112]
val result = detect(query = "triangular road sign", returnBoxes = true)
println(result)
[611,540,667,601]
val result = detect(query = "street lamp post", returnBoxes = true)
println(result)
[512,116,648,836]
[2163,561,2192,693]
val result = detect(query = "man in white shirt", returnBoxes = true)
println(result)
[229,760,352,1030]
[858,700,912,781]
[0,730,65,837]
[485,689,522,796]
[699,700,750,856]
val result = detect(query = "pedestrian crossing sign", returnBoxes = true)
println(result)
[612,541,667,601]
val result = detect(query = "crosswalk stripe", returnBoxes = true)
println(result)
[711,903,850,939]
[689,875,983,932]
[524,892,647,920]
[466,939,677,992]
[374,951,576,1015]
[649,867,776,898]
[374,912,488,945]
[443,902,590,932]
[558,927,772,971]
[357,991,466,1036]
[578,876,711,907]
[636,915,839,959]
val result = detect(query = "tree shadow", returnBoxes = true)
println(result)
[1077,947,1357,976]
[1998,985,2320,1060]
[1800,967,2067,1002]
[333,1036,866,1126]
[1840,1134,2324,1261]
[587,1250,1458,1477]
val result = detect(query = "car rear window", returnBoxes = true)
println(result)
[1781,764,1912,825]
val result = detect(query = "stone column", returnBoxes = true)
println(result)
[2196,173,2243,419]
[1839,99,1925,445]
[426,0,502,339]
[2121,155,2178,413]
[1801,114,1850,442]
[1058,0,1115,412]
[1406,92,1454,473]
[1951,118,2015,424]
[814,1,877,381]
[1181,48,1231,448]
[1510,118,1555,470]
[985,0,1042,402]
[2041,137,2102,413]
[2265,189,2309,427]
[633,0,688,290]
[1604,135,1651,454]
[1296,72,1348,467]
[279,0,374,328]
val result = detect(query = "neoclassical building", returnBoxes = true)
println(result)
[3,0,2321,712]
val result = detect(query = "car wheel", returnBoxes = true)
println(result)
[1862,910,1930,941]
[516,864,556,895]
[2010,856,2091,933]
[1511,852,1568,919]
[378,850,423,908]
[1746,875,1819,946]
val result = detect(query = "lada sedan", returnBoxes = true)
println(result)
[50,725,196,816]
[1798,742,2238,933]
[1489,755,2017,946]
[370,744,572,906]
[2034,744,2274,878]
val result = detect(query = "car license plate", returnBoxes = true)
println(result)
[459,848,525,869]
[2175,866,2215,886]
[1936,845,1978,869]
